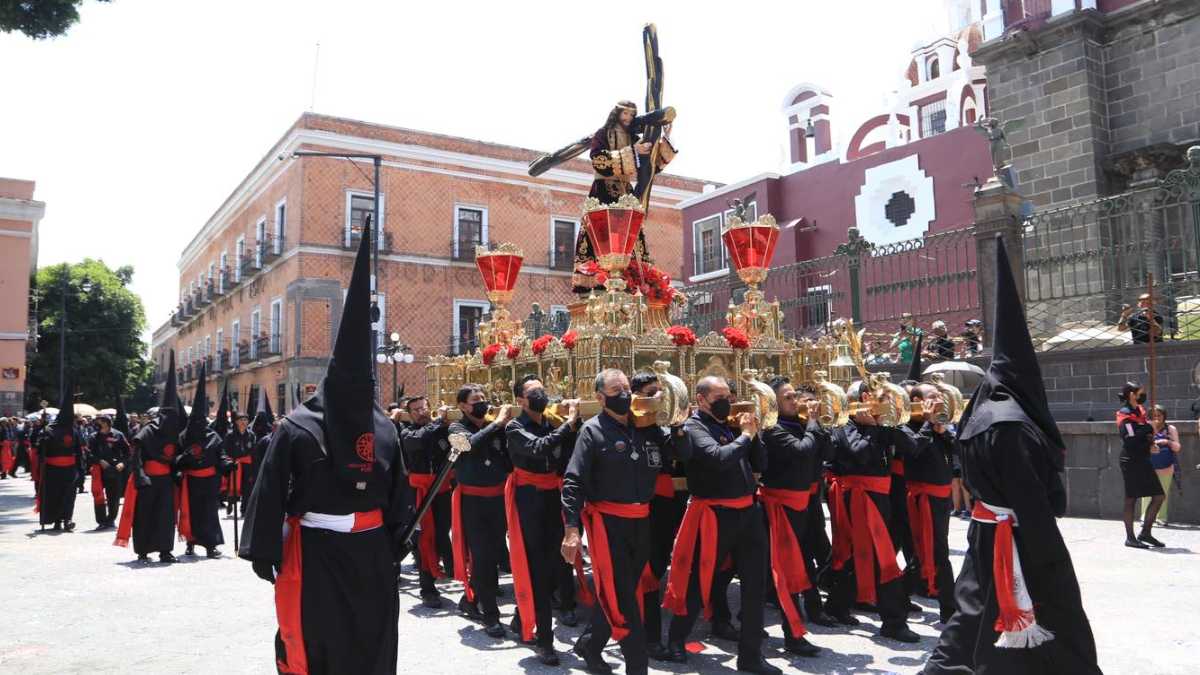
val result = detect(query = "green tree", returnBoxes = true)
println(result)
[0,0,111,40]
[26,259,150,411]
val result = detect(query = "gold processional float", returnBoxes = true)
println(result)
[424,194,965,430]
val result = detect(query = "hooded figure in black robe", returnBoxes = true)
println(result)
[178,365,233,557]
[240,217,413,675]
[37,381,81,530]
[923,237,1101,675]
[115,351,182,562]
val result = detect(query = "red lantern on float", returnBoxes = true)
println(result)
[474,242,524,305]
[582,194,645,280]
[721,213,779,290]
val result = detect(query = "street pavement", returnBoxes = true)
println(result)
[0,472,1196,674]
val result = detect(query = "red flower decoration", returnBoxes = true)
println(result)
[722,327,750,350]
[562,330,578,350]
[481,343,501,365]
[666,325,697,347]
[531,334,554,356]
[506,344,521,360]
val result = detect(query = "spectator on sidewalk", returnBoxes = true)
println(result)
[1139,405,1181,526]
[1116,382,1166,549]
[1118,294,1164,344]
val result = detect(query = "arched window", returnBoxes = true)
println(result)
[926,56,940,81]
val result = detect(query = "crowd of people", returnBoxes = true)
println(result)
[3,229,1123,675]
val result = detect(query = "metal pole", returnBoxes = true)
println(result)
[59,266,67,401]
[392,356,398,405]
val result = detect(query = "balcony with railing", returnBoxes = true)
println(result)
[257,235,280,266]
[237,340,251,365]
[195,285,210,308]
[344,229,393,253]
[451,238,496,263]
[240,254,261,280]
[255,334,281,359]
[214,348,228,373]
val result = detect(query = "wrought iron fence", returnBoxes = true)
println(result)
[1021,153,1200,351]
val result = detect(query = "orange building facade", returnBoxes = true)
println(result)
[0,178,42,416]
[151,113,708,412]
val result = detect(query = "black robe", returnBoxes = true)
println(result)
[178,430,233,548]
[223,429,258,498]
[38,431,81,525]
[130,425,179,555]
[240,403,412,675]
[923,422,1101,675]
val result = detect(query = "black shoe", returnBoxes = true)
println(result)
[559,608,578,627]
[458,596,483,621]
[495,585,506,597]
[736,655,783,674]
[51,522,62,531]
[647,642,671,661]
[572,637,613,674]
[881,625,921,643]
[808,611,838,627]
[536,645,559,666]
[939,611,956,624]
[62,521,75,532]
[907,601,923,613]
[483,621,505,638]
[831,612,860,626]
[1125,537,1150,549]
[206,547,222,559]
[137,554,150,562]
[784,636,821,657]
[499,560,512,574]
[159,552,177,563]
[509,616,535,644]
[710,619,740,641]
[1138,532,1166,548]
[421,593,444,609]
[662,643,688,664]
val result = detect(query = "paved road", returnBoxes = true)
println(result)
[0,473,1195,674]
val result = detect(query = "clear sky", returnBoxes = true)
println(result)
[0,0,953,345]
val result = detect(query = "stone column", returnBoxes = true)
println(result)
[973,179,1027,350]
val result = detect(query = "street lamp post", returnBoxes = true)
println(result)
[375,332,413,405]
[59,266,92,403]
[288,150,384,395]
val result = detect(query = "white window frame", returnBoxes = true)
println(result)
[803,284,834,328]
[235,236,245,281]
[230,320,240,368]
[453,204,489,258]
[344,190,386,247]
[215,329,224,370]
[269,298,283,355]
[548,216,580,269]
[452,299,490,354]
[219,251,228,292]
[274,198,287,255]
[250,309,261,360]
[207,263,215,293]
[691,214,727,280]
[203,335,212,370]
[255,217,267,267]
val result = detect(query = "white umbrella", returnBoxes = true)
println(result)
[923,361,986,391]
[74,403,99,417]
[98,408,117,416]
[26,407,59,421]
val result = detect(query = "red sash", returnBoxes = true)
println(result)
[653,473,675,499]
[451,482,506,602]
[758,486,814,637]
[275,509,383,675]
[662,494,754,620]
[89,464,106,506]
[0,440,13,474]
[113,460,172,547]
[45,455,76,467]
[34,455,75,514]
[229,455,253,498]
[906,480,953,595]
[890,458,905,477]
[971,502,1037,637]
[829,475,901,604]
[409,472,453,578]
[177,466,217,543]
[580,501,654,641]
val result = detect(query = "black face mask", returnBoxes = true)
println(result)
[1137,393,1147,405]
[526,389,549,414]
[709,397,732,421]
[470,401,490,419]
[604,391,632,416]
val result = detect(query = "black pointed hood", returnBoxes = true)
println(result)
[246,386,258,421]
[306,213,380,489]
[114,392,130,436]
[158,350,181,437]
[47,377,76,450]
[958,236,1065,459]
[211,378,231,437]
[181,362,210,449]
[252,386,273,435]
[907,332,924,382]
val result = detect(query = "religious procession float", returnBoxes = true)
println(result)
[423,25,965,433]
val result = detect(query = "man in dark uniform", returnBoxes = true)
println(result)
[758,377,826,658]
[505,374,579,665]
[114,353,181,562]
[924,237,1101,675]
[563,368,668,675]
[86,415,129,529]
[824,381,920,643]
[662,376,779,675]
[37,383,82,532]
[240,220,413,675]
[177,365,234,558]
[401,395,455,608]
[888,336,921,602]
[449,385,513,637]
[903,380,958,624]
[224,412,256,516]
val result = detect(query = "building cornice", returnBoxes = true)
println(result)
[675,173,780,210]
[0,197,45,223]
